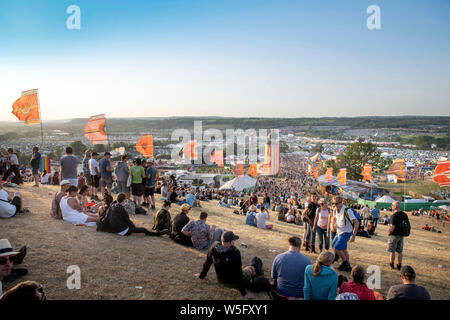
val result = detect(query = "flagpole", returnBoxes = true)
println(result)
[37,89,44,146]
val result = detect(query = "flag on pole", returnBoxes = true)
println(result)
[135,134,154,158]
[210,150,224,167]
[361,164,373,181]
[183,141,198,160]
[387,159,406,181]
[84,114,108,144]
[248,164,258,177]
[12,89,41,125]
[433,160,450,187]
[313,167,319,179]
[337,168,347,184]
[325,168,333,181]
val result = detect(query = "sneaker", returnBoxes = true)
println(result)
[337,262,346,271]
[151,206,156,210]
[343,262,352,272]
[390,262,395,269]
[396,264,402,270]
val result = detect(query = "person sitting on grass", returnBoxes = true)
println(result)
[97,193,170,237]
[59,185,100,226]
[0,181,25,218]
[0,239,26,296]
[153,200,172,232]
[77,185,102,214]
[338,265,376,300]
[386,265,430,300]
[50,180,71,220]
[171,203,193,246]
[256,208,273,230]
[181,211,223,250]
[303,251,338,300]
[195,231,255,299]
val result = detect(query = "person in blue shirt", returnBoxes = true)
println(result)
[99,152,114,195]
[371,206,380,228]
[271,237,312,299]
[144,160,157,210]
[245,205,257,227]
[186,190,196,208]
[304,251,338,300]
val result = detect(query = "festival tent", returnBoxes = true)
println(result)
[310,152,325,163]
[376,195,396,203]
[219,175,256,191]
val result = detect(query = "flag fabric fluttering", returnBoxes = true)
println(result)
[210,150,224,167]
[387,159,406,181]
[433,160,450,187]
[234,164,245,177]
[313,167,319,179]
[325,168,333,181]
[135,134,154,158]
[248,164,258,177]
[84,114,108,145]
[337,168,347,184]
[12,89,41,125]
[361,164,373,181]
[183,141,198,161]
[40,156,51,173]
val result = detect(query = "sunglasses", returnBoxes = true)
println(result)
[0,255,17,265]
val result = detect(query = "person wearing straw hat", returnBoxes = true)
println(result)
[0,239,20,296]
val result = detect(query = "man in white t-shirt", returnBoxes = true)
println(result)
[0,181,22,218]
[331,196,359,272]
[89,152,101,201]
[256,210,273,230]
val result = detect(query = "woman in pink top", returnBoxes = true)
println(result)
[339,265,376,300]
[312,198,330,252]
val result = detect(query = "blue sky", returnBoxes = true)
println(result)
[0,0,449,120]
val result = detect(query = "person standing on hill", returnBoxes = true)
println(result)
[388,201,410,270]
[99,152,114,196]
[303,193,318,253]
[144,160,157,211]
[89,152,101,201]
[30,147,41,187]
[130,158,145,206]
[60,147,79,187]
[115,155,130,198]
[82,151,92,197]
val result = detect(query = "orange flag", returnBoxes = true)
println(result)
[337,168,347,184]
[12,89,41,125]
[248,164,258,177]
[135,134,154,158]
[313,167,319,179]
[84,114,108,144]
[183,141,198,160]
[387,159,405,181]
[210,150,224,167]
[433,160,450,187]
[325,168,333,181]
[361,164,372,181]
[234,164,244,177]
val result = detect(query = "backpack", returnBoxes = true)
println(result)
[398,215,411,237]
[135,206,147,215]
[343,207,355,228]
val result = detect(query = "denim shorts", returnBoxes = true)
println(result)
[332,232,352,251]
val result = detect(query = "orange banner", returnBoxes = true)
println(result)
[433,160,450,187]
[234,164,244,177]
[361,164,372,181]
[84,114,108,144]
[313,167,319,179]
[135,134,154,158]
[183,141,198,160]
[12,89,40,125]
[325,167,333,181]
[248,164,258,177]
[387,159,405,181]
[337,168,347,184]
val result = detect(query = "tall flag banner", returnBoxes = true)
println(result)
[12,89,41,125]
[84,114,108,145]
[313,166,319,179]
[337,168,347,184]
[211,150,224,167]
[325,167,333,181]
[248,164,258,177]
[361,164,373,181]
[262,131,280,175]
[234,164,244,177]
[183,140,198,160]
[387,159,406,181]
[433,160,450,187]
[40,156,51,173]
[135,134,154,158]
[307,164,312,175]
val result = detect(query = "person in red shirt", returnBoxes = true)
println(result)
[339,265,376,300]
[249,192,258,205]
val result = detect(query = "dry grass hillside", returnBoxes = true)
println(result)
[1,183,449,299]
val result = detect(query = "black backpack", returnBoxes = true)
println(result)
[399,215,411,237]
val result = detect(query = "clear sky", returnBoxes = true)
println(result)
[1,0,449,121]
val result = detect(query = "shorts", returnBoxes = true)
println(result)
[145,186,155,197]
[388,235,404,253]
[332,232,352,251]
[85,173,92,186]
[131,183,144,196]
[11,196,21,214]
[117,181,129,193]
[91,175,100,188]
[101,177,113,189]
[32,167,39,175]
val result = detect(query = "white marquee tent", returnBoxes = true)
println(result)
[219,175,257,191]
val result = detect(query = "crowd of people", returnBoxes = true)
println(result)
[0,147,434,300]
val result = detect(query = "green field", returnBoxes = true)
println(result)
[378,179,445,199]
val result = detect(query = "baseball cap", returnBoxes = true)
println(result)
[400,265,416,278]
[222,231,239,242]
[60,180,71,186]
[92,152,99,156]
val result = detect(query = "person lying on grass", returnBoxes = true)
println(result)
[97,192,170,236]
